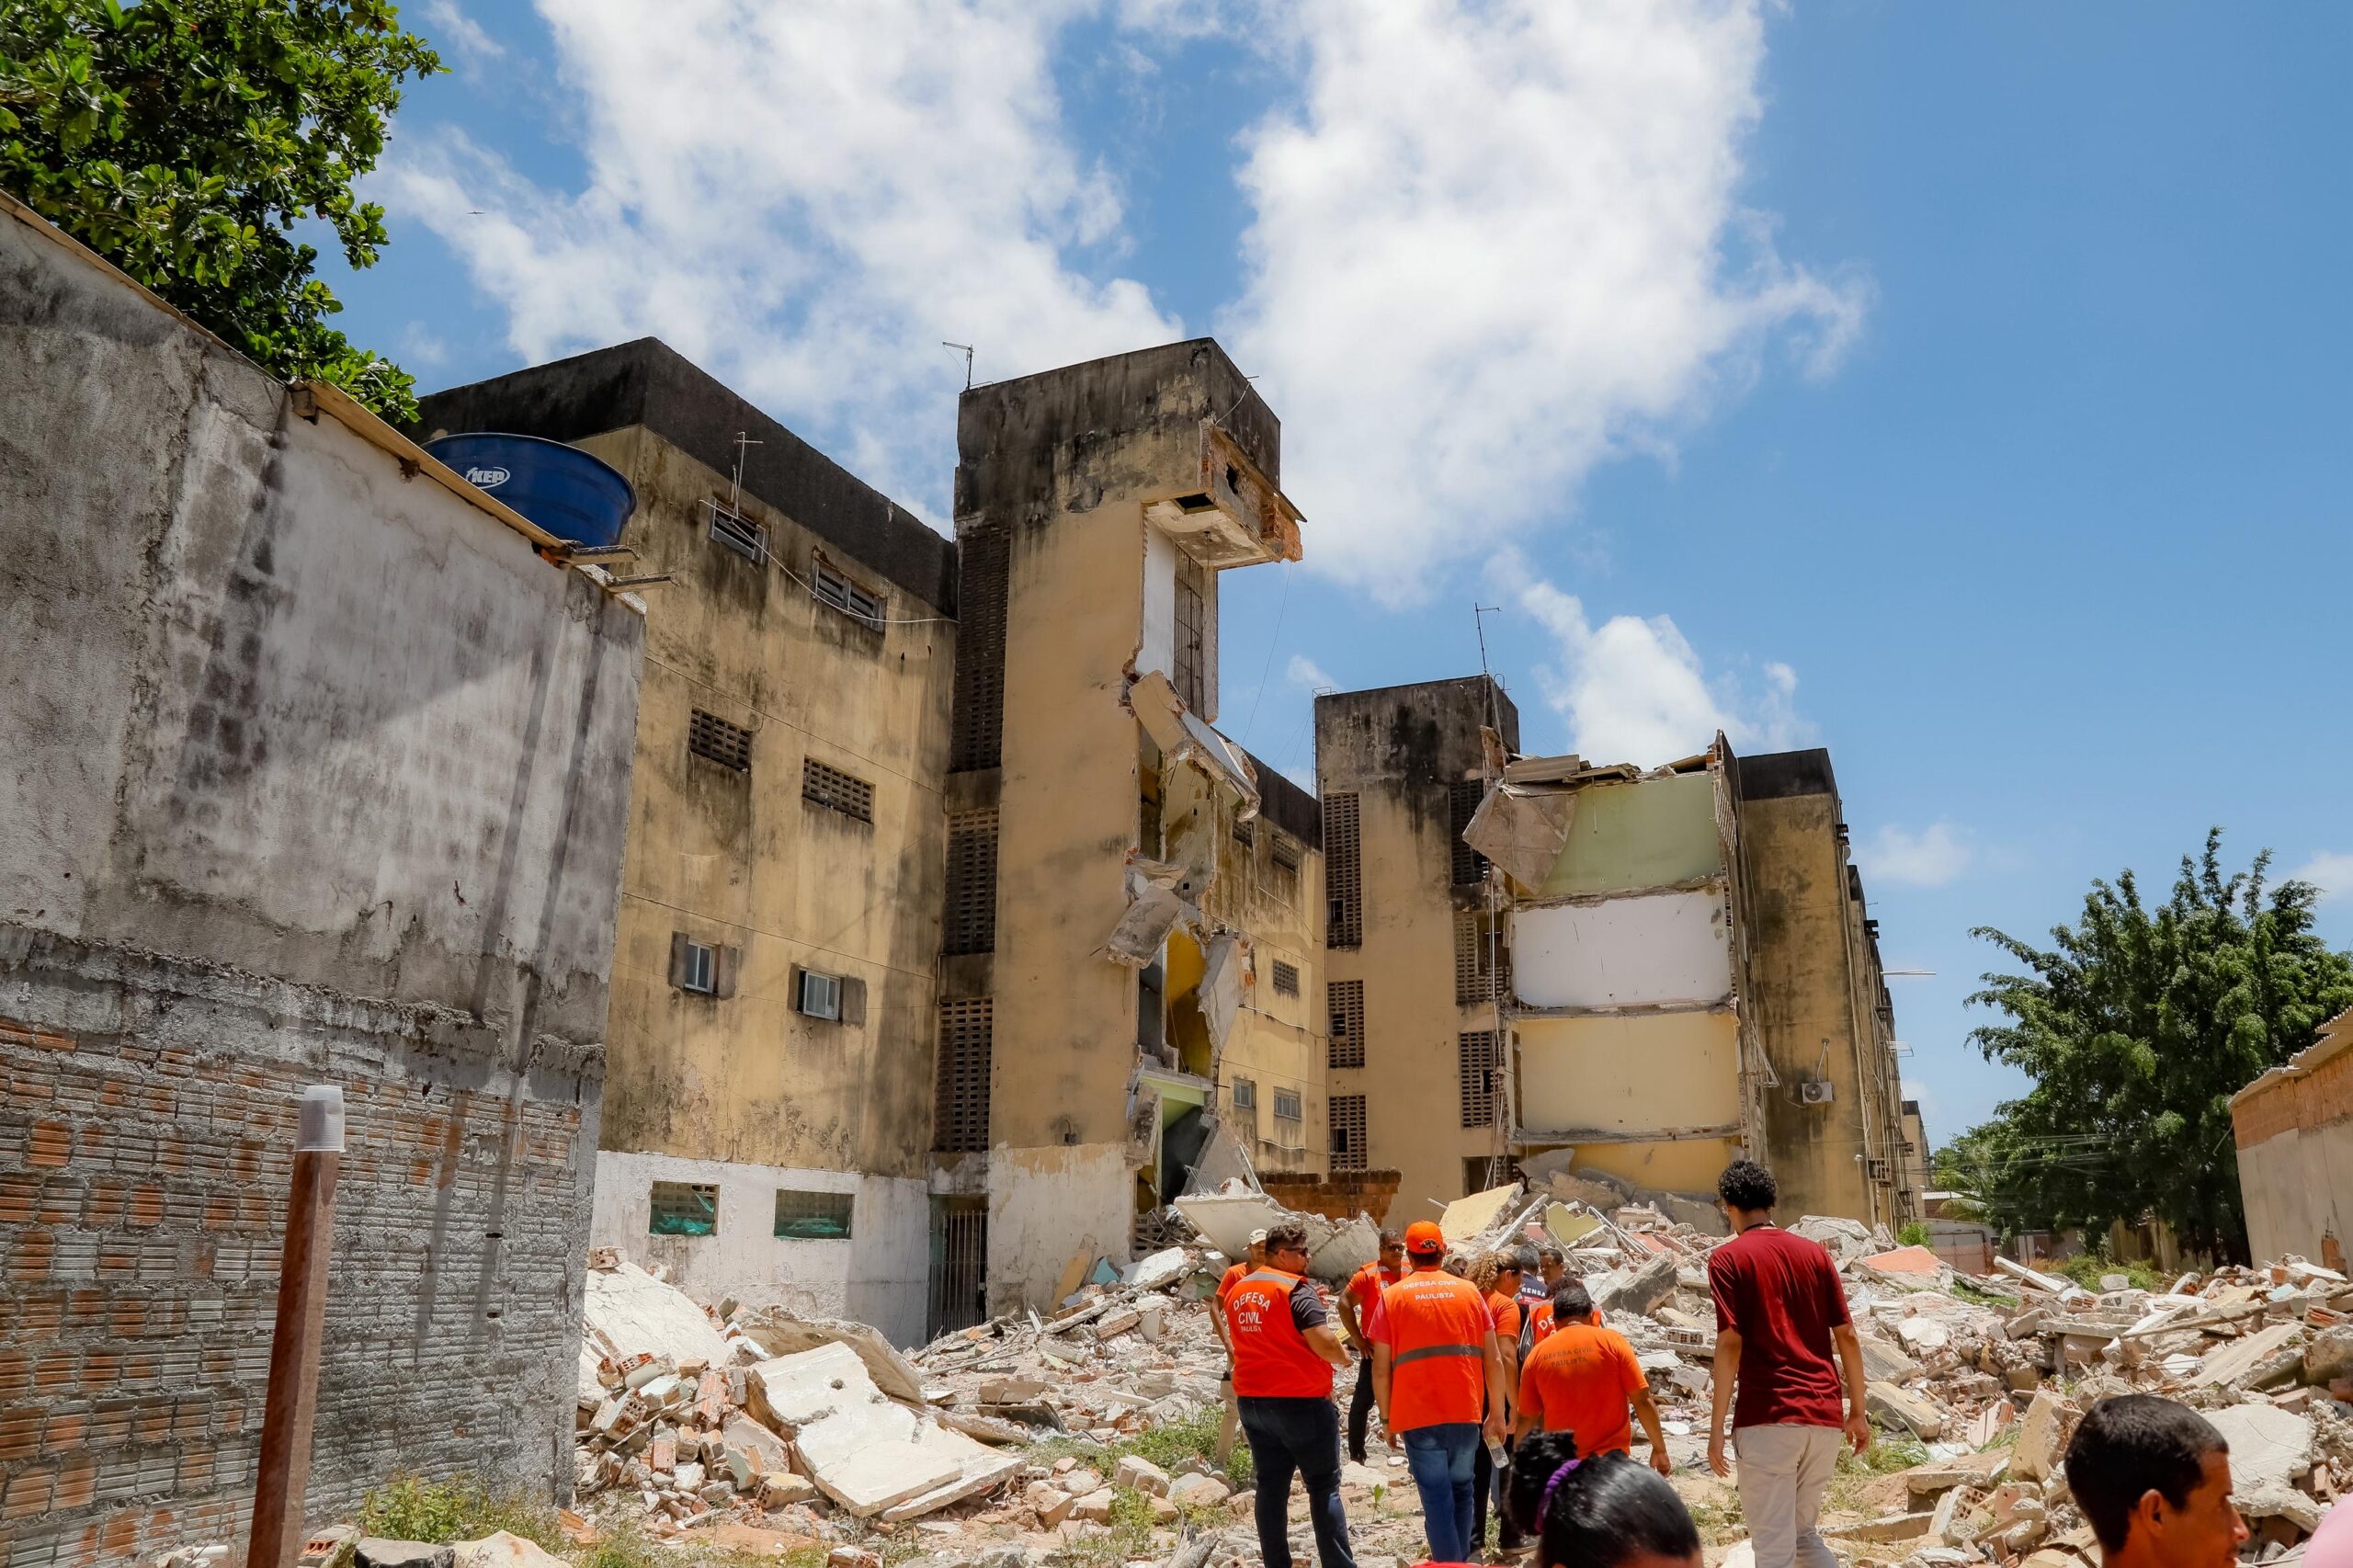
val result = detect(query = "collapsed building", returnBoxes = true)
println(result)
[0,196,645,1563]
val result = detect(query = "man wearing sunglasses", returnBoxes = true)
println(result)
[1224,1222,1358,1568]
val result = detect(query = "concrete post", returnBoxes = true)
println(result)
[246,1086,345,1568]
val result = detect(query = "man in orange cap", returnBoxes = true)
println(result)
[1366,1220,1507,1565]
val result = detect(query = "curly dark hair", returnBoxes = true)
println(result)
[1715,1158,1778,1213]
[1506,1434,1699,1568]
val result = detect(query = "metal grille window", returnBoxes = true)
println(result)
[949,528,1009,771]
[802,758,874,822]
[812,560,885,625]
[1267,833,1301,901]
[1233,818,1255,850]
[1324,793,1361,949]
[688,710,752,772]
[927,1199,987,1338]
[944,810,998,955]
[1273,1087,1302,1123]
[1271,959,1300,997]
[1454,909,1507,1004]
[649,1181,718,1236]
[1331,1095,1368,1171]
[1459,1030,1499,1129]
[709,503,767,563]
[773,1188,855,1240]
[1173,558,1208,712]
[1449,778,1489,885]
[1327,980,1365,1069]
[934,999,993,1153]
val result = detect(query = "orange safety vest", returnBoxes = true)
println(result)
[1381,1268,1492,1432]
[1525,1300,1601,1348]
[1225,1268,1334,1399]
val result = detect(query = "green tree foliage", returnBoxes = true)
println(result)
[1957,830,2352,1260]
[0,0,438,419]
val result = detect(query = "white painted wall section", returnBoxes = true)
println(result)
[1139,522,1177,682]
[591,1151,929,1346]
[1511,889,1733,1010]
[1517,1013,1744,1132]
[986,1142,1135,1315]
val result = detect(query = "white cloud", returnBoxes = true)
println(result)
[2292,851,2353,903]
[419,0,504,62]
[399,322,449,367]
[378,0,1179,517]
[1512,561,1806,766]
[1222,0,1868,599]
[1859,822,1973,890]
[1285,653,1336,690]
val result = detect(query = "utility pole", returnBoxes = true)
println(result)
[246,1086,345,1568]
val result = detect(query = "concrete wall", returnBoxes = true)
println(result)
[2231,1013,2353,1268]
[1510,891,1733,1010]
[1733,751,1907,1225]
[1539,773,1722,897]
[588,1153,928,1344]
[0,199,642,1563]
[1207,767,1326,1176]
[1318,680,1518,1221]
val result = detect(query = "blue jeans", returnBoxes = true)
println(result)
[1236,1395,1356,1568]
[1401,1422,1481,1563]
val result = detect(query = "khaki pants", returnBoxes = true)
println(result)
[1733,1424,1843,1568]
[1215,1372,1241,1466]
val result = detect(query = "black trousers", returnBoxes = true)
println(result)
[1237,1394,1358,1568]
[1472,1431,1519,1548]
[1347,1356,1377,1460]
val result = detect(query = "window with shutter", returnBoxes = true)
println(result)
[1324,793,1361,949]
[1330,1095,1368,1171]
[1458,1030,1499,1128]
[1327,980,1365,1069]
[934,999,993,1153]
[802,758,874,822]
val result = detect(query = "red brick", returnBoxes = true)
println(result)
[52,1457,95,1510]
[2,1465,54,1521]
[6,1230,52,1282]
[25,1121,70,1167]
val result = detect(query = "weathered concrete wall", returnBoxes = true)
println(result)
[1733,751,1904,1225]
[0,199,642,1563]
[1538,772,1722,897]
[1318,680,1518,1221]
[588,1153,928,1344]
[2231,1013,2353,1268]
[1516,1016,1743,1138]
[1206,763,1326,1176]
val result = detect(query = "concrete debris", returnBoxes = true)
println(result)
[355,1543,455,1568]
[2202,1404,2318,1528]
[449,1532,568,1567]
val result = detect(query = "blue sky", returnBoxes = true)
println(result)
[335,1,2353,1149]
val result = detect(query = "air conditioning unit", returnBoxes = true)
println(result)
[1798,1081,1836,1107]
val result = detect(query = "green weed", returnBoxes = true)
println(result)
[356,1474,563,1551]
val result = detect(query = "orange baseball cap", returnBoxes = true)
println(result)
[1404,1221,1446,1257]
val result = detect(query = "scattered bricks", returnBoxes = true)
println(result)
[824,1550,881,1568]
[646,1432,676,1472]
[759,1472,817,1507]
[673,1460,705,1494]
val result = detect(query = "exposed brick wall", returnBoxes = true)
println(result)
[0,935,599,1568]
[1258,1170,1403,1226]
[2233,1035,2353,1148]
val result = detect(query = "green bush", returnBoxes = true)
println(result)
[2052,1253,2162,1293]
[1896,1221,1932,1248]
[354,1474,562,1551]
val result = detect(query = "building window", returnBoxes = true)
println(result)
[649,1181,718,1237]
[1324,793,1361,949]
[1172,557,1208,711]
[688,710,752,772]
[1464,1155,1502,1197]
[802,758,874,822]
[949,527,1009,772]
[944,810,998,955]
[1233,818,1255,851]
[1273,1087,1302,1123]
[1454,909,1507,1005]
[812,560,885,625]
[773,1188,855,1240]
[1459,1030,1500,1129]
[792,967,864,1024]
[1327,980,1365,1070]
[709,502,767,563]
[1449,778,1489,886]
[668,934,735,997]
[934,999,993,1154]
[1271,959,1300,997]
[1232,1078,1256,1111]
[1331,1095,1368,1172]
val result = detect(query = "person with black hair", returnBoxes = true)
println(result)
[1505,1431,1702,1568]
[2063,1395,2246,1568]
[1703,1160,1870,1568]
[1515,1282,1672,1475]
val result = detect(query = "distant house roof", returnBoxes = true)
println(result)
[414,338,957,616]
[1246,752,1323,851]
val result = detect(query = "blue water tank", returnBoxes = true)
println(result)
[425,433,636,549]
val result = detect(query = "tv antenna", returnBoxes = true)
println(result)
[942,342,974,391]
[727,432,762,513]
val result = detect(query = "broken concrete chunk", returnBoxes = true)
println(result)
[2203,1404,2317,1528]
[1071,1487,1119,1523]
[1168,1472,1232,1507]
[1791,1214,1875,1264]
[2304,1324,2353,1387]
[759,1471,817,1506]
[1114,1454,1172,1495]
[2012,1391,2075,1483]
[733,1305,929,1404]
[355,1543,455,1568]
[450,1532,566,1568]
[1123,1247,1191,1291]
[2197,1321,2303,1388]
[1866,1381,1945,1440]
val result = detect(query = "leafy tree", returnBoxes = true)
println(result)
[1961,830,2352,1260]
[1,0,439,419]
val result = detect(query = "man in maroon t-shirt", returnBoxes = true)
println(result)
[1705,1159,1871,1568]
